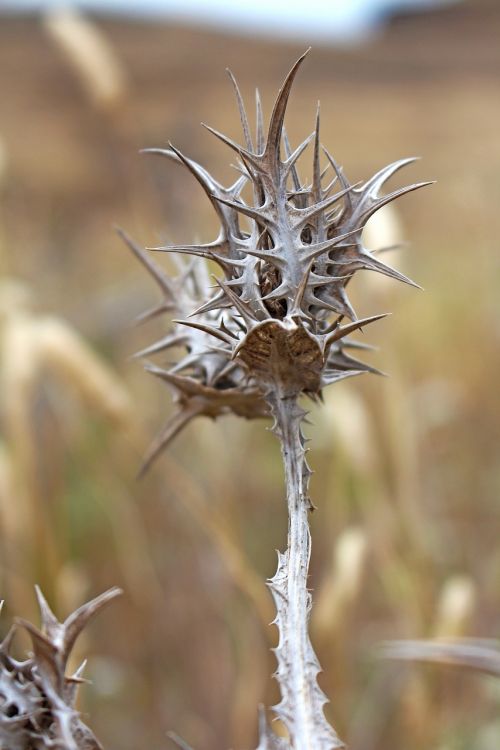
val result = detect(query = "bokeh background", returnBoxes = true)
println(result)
[0,0,499,748]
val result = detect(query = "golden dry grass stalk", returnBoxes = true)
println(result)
[43,6,128,113]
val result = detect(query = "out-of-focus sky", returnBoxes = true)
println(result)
[0,0,459,41]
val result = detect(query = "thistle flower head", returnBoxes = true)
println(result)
[125,50,431,468]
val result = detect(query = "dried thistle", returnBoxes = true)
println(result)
[43,6,128,114]
[125,50,431,749]
[0,587,121,750]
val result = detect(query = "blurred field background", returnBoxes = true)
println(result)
[0,1,499,748]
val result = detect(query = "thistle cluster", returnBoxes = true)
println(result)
[124,50,430,469]
[0,588,121,750]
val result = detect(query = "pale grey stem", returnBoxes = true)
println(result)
[266,389,343,750]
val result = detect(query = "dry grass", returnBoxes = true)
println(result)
[0,4,499,749]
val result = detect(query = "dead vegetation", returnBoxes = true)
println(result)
[0,4,499,749]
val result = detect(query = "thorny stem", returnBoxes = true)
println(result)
[267,389,343,750]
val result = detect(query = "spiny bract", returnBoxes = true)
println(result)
[0,588,121,750]
[124,50,431,471]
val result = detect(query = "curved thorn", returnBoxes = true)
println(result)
[34,585,59,635]
[370,241,409,255]
[322,146,352,208]
[148,245,212,259]
[173,319,233,345]
[282,132,315,181]
[213,195,274,226]
[325,313,390,347]
[214,277,256,325]
[138,406,202,478]
[189,292,232,317]
[134,302,174,325]
[312,102,322,203]
[303,226,363,261]
[283,126,302,193]
[290,259,316,314]
[361,181,435,223]
[116,227,174,296]
[201,123,253,165]
[360,252,423,289]
[255,88,265,153]
[321,369,365,387]
[134,333,187,360]
[62,588,122,663]
[265,48,311,169]
[362,156,420,196]
[296,183,362,225]
[226,68,254,152]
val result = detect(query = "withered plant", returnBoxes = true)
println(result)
[0,588,121,749]
[122,50,432,749]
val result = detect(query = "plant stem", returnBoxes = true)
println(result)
[266,389,343,750]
